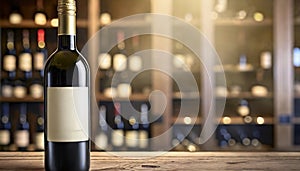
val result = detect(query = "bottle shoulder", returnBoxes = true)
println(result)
[45,49,89,70]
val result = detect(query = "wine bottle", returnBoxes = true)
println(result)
[236,99,250,117]
[113,31,131,98]
[14,103,30,151]
[14,30,32,98]
[139,104,150,150]
[19,29,33,79]
[94,105,108,151]
[125,115,139,150]
[1,31,17,98]
[238,130,250,146]
[44,0,90,170]
[34,29,47,77]
[2,30,17,79]
[34,0,47,25]
[0,103,12,151]
[9,1,23,24]
[113,31,127,72]
[35,104,44,151]
[30,29,46,99]
[129,35,142,72]
[111,102,125,150]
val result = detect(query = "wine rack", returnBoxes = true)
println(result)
[0,0,299,152]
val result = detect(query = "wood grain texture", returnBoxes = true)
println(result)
[0,152,299,170]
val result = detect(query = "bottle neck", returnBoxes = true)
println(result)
[57,0,77,50]
[58,8,76,36]
[57,35,77,50]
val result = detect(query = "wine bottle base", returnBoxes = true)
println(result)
[45,141,90,171]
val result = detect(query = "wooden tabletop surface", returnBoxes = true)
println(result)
[0,152,299,170]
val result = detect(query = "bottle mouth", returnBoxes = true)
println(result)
[57,0,76,15]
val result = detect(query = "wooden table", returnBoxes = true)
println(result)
[0,152,299,170]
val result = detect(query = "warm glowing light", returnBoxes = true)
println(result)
[9,13,23,24]
[100,13,111,25]
[50,18,58,27]
[253,12,264,22]
[257,116,265,125]
[236,10,247,20]
[35,13,47,25]
[187,144,197,152]
[222,116,231,124]
[184,117,192,125]
[129,117,136,126]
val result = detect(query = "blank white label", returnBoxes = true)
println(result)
[111,129,124,147]
[95,132,108,150]
[139,131,149,149]
[15,130,29,147]
[35,132,44,150]
[0,130,10,145]
[125,130,139,148]
[47,87,89,142]
[19,53,32,71]
[34,52,44,70]
[3,55,16,71]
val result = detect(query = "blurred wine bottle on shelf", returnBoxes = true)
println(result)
[13,30,33,99]
[111,102,125,150]
[19,30,33,79]
[13,79,27,99]
[0,103,12,151]
[30,29,46,99]
[113,31,127,72]
[14,103,30,151]
[237,99,250,117]
[9,1,23,24]
[34,0,47,26]
[95,105,109,151]
[33,29,47,77]
[129,35,142,72]
[113,31,132,98]
[139,104,150,150]
[260,51,272,69]
[125,114,139,150]
[98,38,116,98]
[35,104,44,151]
[1,30,17,98]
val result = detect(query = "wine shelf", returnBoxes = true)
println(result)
[0,97,43,103]
[216,92,273,99]
[214,18,273,27]
[219,116,274,125]
[96,93,149,101]
[0,19,88,28]
[172,116,201,125]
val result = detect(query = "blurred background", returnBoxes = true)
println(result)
[0,0,299,152]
